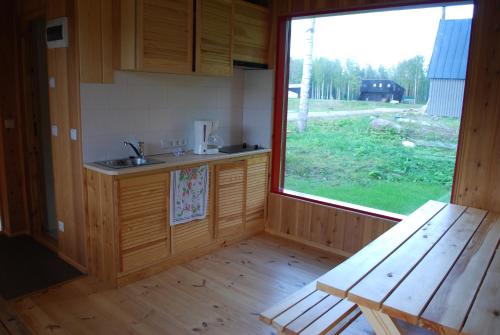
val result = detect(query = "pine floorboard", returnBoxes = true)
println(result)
[9,233,428,335]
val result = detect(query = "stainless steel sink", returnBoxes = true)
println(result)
[96,157,163,169]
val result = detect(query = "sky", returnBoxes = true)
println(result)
[290,4,474,68]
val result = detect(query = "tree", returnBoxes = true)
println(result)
[390,56,429,104]
[378,65,389,79]
[297,19,315,132]
[289,59,303,84]
[344,59,361,101]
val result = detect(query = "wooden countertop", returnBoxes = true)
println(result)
[84,149,271,176]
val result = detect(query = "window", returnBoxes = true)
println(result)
[272,3,474,218]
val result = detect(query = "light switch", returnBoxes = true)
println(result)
[70,128,77,141]
[58,221,65,232]
[51,125,58,136]
[49,77,56,88]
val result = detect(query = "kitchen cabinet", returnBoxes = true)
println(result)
[170,168,215,255]
[245,154,269,232]
[86,152,269,287]
[196,0,233,76]
[215,160,246,238]
[80,0,271,82]
[233,0,270,66]
[115,0,232,75]
[136,0,194,73]
[114,0,194,73]
[117,173,170,272]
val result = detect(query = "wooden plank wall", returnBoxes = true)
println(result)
[77,0,113,83]
[0,1,30,235]
[45,0,87,270]
[452,0,500,212]
[267,193,395,257]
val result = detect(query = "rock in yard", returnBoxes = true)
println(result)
[402,140,416,148]
[370,118,402,133]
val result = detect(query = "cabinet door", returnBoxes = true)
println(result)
[233,0,269,65]
[171,167,214,254]
[246,155,269,233]
[196,0,233,76]
[117,172,170,273]
[136,0,194,73]
[215,161,246,238]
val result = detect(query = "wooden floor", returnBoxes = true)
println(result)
[9,234,424,335]
[0,297,30,335]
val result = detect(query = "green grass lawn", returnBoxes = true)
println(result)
[287,98,423,113]
[284,109,460,215]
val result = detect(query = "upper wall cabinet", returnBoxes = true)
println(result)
[233,0,270,66]
[115,0,233,76]
[136,0,194,73]
[196,0,233,76]
[115,0,194,74]
[79,0,271,82]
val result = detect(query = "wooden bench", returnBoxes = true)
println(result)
[260,280,360,335]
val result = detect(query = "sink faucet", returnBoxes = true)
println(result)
[124,141,145,158]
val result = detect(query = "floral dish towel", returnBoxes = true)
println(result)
[170,165,209,226]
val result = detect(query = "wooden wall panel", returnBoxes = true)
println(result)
[46,0,87,270]
[0,0,30,235]
[21,0,46,18]
[86,170,117,286]
[266,193,396,257]
[272,0,468,16]
[453,0,500,212]
[77,0,113,83]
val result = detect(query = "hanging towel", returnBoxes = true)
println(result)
[170,165,209,226]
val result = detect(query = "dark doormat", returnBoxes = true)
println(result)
[0,235,82,300]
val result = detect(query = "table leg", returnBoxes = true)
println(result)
[359,306,403,335]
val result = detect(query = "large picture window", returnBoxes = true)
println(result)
[273,3,474,218]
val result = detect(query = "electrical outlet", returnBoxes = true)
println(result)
[181,137,188,146]
[70,128,77,141]
[58,221,65,232]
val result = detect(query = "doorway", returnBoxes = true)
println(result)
[21,17,58,244]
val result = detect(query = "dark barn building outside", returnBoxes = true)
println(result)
[358,79,405,103]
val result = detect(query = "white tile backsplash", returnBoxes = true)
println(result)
[81,70,246,162]
[242,70,274,148]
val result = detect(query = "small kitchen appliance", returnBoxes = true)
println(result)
[193,120,222,155]
[219,143,263,154]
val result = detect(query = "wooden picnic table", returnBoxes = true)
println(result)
[316,201,500,335]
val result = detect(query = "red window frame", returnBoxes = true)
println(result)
[270,0,473,222]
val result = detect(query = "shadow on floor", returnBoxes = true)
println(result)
[0,235,81,300]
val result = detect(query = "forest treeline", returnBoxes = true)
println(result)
[289,56,430,104]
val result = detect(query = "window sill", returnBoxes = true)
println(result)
[273,189,406,222]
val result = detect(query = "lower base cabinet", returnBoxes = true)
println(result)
[215,160,246,238]
[86,152,269,287]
